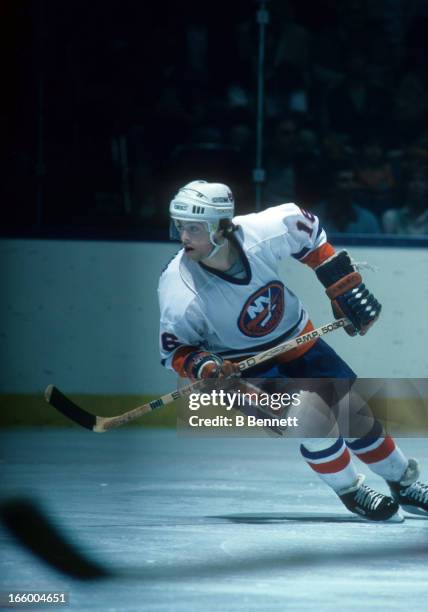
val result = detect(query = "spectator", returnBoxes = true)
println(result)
[325,49,390,146]
[322,132,355,167]
[271,1,311,79]
[382,165,428,235]
[392,70,428,147]
[264,115,309,205]
[310,166,381,234]
[401,141,428,177]
[354,137,398,216]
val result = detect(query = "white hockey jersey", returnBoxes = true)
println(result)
[158,203,329,370]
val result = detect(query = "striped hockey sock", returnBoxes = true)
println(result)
[345,421,408,482]
[300,437,358,492]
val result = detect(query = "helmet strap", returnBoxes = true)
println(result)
[205,225,227,259]
[205,235,226,259]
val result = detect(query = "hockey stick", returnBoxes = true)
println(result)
[45,317,349,432]
[2,496,428,582]
[0,498,110,580]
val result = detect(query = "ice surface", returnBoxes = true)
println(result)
[0,429,427,611]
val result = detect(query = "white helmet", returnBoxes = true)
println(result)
[169,180,235,256]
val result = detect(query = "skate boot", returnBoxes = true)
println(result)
[338,474,403,522]
[388,458,428,516]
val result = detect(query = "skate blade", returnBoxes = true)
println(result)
[385,511,405,523]
[358,510,404,524]
[401,504,428,517]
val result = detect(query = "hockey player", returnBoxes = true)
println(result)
[159,180,428,522]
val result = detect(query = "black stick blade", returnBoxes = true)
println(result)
[0,498,110,580]
[45,385,96,430]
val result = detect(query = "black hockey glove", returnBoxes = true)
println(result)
[315,251,381,336]
[332,283,382,336]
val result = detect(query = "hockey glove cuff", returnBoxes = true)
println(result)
[183,351,241,380]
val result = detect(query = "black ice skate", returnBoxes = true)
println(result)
[388,458,428,517]
[338,475,403,522]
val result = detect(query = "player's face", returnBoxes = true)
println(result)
[174,220,213,260]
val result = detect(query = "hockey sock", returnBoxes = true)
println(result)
[300,437,359,493]
[345,420,408,482]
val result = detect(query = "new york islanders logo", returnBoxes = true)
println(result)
[238,282,285,337]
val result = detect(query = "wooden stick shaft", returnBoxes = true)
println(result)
[96,317,349,431]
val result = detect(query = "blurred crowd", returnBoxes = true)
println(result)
[5,0,428,236]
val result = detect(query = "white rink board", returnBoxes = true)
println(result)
[1,239,427,394]
[280,246,428,380]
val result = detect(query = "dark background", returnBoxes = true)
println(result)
[4,0,428,238]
